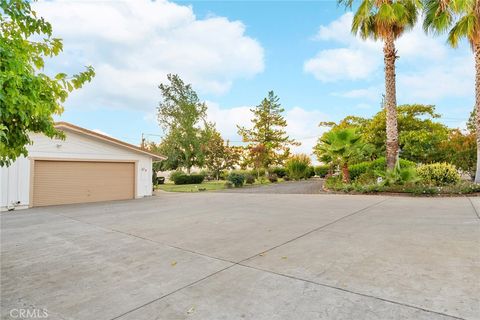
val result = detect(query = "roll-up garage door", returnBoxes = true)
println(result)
[32,160,135,207]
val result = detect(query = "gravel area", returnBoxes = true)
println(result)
[220,178,325,194]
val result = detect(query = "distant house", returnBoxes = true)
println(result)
[1,122,165,210]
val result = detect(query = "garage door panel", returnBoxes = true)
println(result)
[33,161,135,207]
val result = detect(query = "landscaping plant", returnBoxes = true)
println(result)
[227,172,245,188]
[245,174,256,184]
[315,128,370,183]
[268,173,278,183]
[417,163,460,186]
[314,165,329,178]
[285,154,312,180]
[172,174,205,185]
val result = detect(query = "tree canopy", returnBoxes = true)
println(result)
[317,104,451,164]
[0,0,95,166]
[157,74,208,173]
[237,91,298,169]
[202,126,241,180]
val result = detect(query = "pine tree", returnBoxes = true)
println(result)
[237,91,299,170]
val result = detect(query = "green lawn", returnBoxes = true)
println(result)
[156,179,278,193]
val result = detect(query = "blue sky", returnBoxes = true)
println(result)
[34,0,474,155]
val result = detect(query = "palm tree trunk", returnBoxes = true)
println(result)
[384,34,399,171]
[342,163,350,183]
[474,44,480,183]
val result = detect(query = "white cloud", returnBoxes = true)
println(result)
[35,0,264,110]
[334,85,383,101]
[206,102,328,157]
[304,12,381,82]
[304,48,379,82]
[306,12,474,103]
[398,55,474,101]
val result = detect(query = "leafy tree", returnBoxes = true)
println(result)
[0,0,95,166]
[248,144,269,178]
[315,128,370,182]
[203,126,241,180]
[423,0,480,182]
[439,129,476,179]
[339,0,420,170]
[364,105,449,163]
[318,105,450,164]
[157,74,208,174]
[237,91,298,170]
[467,108,476,133]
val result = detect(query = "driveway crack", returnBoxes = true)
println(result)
[466,197,480,220]
[239,198,389,263]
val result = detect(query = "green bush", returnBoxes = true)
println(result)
[307,166,316,178]
[314,165,329,178]
[250,168,266,177]
[245,174,255,184]
[417,163,460,186]
[169,170,184,182]
[271,167,287,178]
[349,162,371,181]
[285,154,312,180]
[224,181,234,188]
[349,157,416,181]
[268,173,278,183]
[173,174,205,185]
[227,172,245,187]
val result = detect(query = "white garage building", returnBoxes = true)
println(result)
[1,122,164,210]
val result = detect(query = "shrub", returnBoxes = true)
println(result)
[271,167,287,178]
[285,154,312,180]
[245,174,255,184]
[169,170,184,182]
[307,166,316,178]
[250,168,265,177]
[417,163,460,186]
[283,175,291,181]
[268,173,278,183]
[172,174,205,185]
[314,165,329,178]
[227,172,245,187]
[224,181,234,188]
[349,157,416,181]
[349,162,371,181]
[199,170,214,181]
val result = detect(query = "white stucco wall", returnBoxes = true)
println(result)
[1,130,153,210]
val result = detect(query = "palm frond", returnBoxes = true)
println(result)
[423,0,454,34]
[447,13,477,47]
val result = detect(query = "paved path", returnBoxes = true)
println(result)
[1,193,479,320]
[221,178,325,194]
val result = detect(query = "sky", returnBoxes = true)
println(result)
[33,0,474,156]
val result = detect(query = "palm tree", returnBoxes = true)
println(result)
[423,0,480,182]
[316,128,368,182]
[339,0,420,170]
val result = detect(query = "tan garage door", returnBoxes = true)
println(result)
[33,160,135,207]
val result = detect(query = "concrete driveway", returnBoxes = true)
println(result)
[1,193,479,320]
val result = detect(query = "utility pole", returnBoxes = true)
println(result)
[141,133,145,149]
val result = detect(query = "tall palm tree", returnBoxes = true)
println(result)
[423,0,480,182]
[339,0,420,170]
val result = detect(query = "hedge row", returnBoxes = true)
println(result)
[172,174,205,185]
[349,157,416,181]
